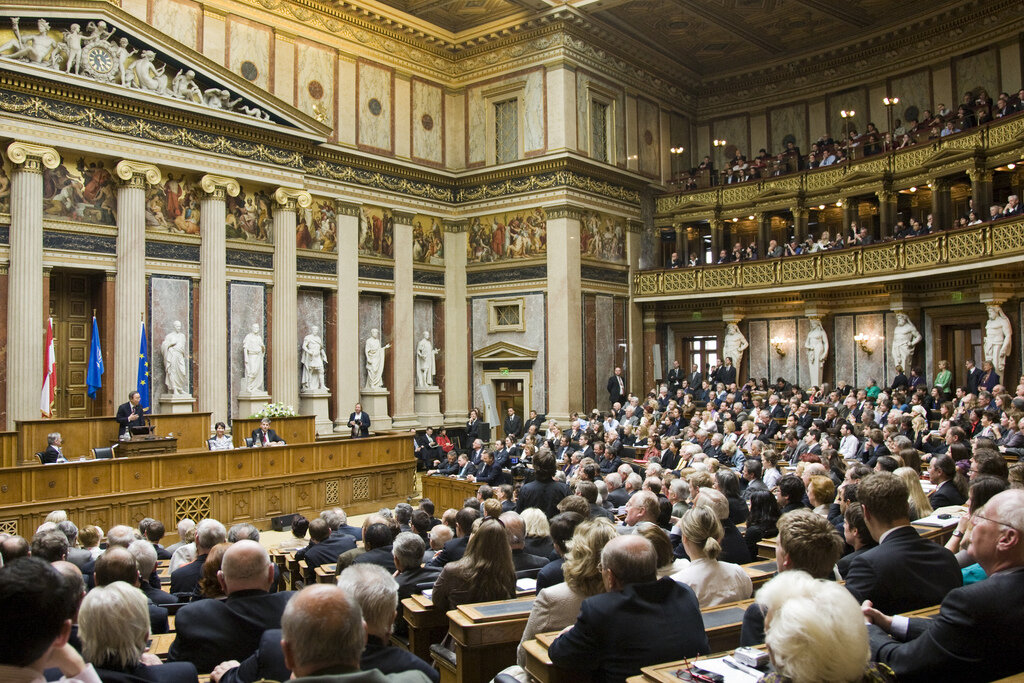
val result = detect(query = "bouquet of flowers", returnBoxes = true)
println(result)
[250,402,297,418]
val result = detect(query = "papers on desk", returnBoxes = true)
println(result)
[914,512,962,528]
[920,481,936,493]
[680,656,767,681]
[516,577,537,592]
[422,589,433,600]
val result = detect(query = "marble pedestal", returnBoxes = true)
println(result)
[300,389,334,435]
[414,386,444,428]
[358,387,392,433]
[237,391,272,420]
[159,394,196,414]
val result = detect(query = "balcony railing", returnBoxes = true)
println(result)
[633,219,1024,297]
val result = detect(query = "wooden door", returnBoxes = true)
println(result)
[49,271,100,418]
[938,324,983,390]
[493,378,525,440]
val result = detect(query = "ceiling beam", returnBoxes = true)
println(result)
[788,0,873,27]
[664,0,784,55]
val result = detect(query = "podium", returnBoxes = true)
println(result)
[117,436,177,457]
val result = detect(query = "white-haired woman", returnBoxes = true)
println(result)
[755,571,896,682]
[521,507,554,559]
[79,581,198,681]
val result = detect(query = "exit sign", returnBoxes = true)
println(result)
[500,367,510,375]
[951,291,963,302]
[692,311,702,320]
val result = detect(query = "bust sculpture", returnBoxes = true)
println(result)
[242,323,265,394]
[300,325,328,392]
[160,320,188,395]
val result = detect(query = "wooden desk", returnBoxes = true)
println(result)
[422,476,482,512]
[149,633,176,660]
[742,560,777,591]
[522,632,589,683]
[440,597,535,683]
[402,594,453,662]
[0,434,415,537]
[232,415,316,449]
[117,437,178,457]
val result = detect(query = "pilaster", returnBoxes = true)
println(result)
[546,206,583,422]
[334,200,362,430]
[271,187,311,412]
[626,219,645,397]
[442,220,469,427]
[390,210,418,429]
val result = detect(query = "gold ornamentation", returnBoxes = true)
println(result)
[352,475,370,501]
[782,256,817,282]
[6,141,60,172]
[903,237,942,268]
[174,495,211,525]
[325,479,340,505]
[334,200,361,216]
[704,267,736,290]
[992,221,1024,254]
[663,269,696,292]
[987,116,1024,147]
[115,160,162,188]
[391,210,415,225]
[199,173,241,198]
[862,245,899,274]
[804,167,845,192]
[820,252,858,279]
[626,219,644,234]
[741,261,776,286]
[947,228,987,260]
[273,187,313,210]
[546,206,586,221]
[444,220,468,233]
[633,272,661,295]
[0,519,17,535]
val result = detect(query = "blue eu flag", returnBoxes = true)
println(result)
[86,316,103,399]
[136,321,151,414]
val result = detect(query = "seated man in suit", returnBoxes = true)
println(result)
[391,532,440,637]
[844,472,962,615]
[499,511,549,572]
[351,523,396,574]
[93,547,169,635]
[169,541,294,673]
[604,473,630,509]
[41,432,66,464]
[864,489,1024,682]
[115,391,148,434]
[428,507,479,567]
[294,517,356,571]
[251,418,286,447]
[548,535,709,682]
[451,453,477,480]
[170,518,227,596]
[426,449,458,477]
[927,454,967,507]
[469,450,503,486]
[127,540,178,607]
[413,426,441,468]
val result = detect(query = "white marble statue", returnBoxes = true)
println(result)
[242,323,265,394]
[160,320,189,395]
[416,330,439,388]
[984,304,1012,378]
[301,326,328,392]
[805,318,829,388]
[891,312,923,372]
[364,328,391,390]
[0,18,59,65]
[62,23,82,75]
[722,322,749,375]
[132,50,169,94]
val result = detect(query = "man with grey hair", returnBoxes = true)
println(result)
[391,532,440,638]
[619,490,659,533]
[30,529,69,563]
[281,584,430,683]
[499,512,548,571]
[425,525,451,564]
[605,472,628,508]
[57,521,92,570]
[323,507,363,541]
[170,540,293,673]
[548,535,708,681]
[128,539,177,606]
[104,525,137,550]
[228,523,260,543]
[170,518,227,595]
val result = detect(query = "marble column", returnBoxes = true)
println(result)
[754,212,769,256]
[113,160,162,405]
[546,207,583,423]
[626,219,645,395]
[390,211,418,430]
[930,178,951,231]
[709,216,724,261]
[876,190,897,239]
[271,187,312,412]
[334,201,362,431]
[791,206,809,242]
[967,168,993,215]
[842,197,860,234]
[442,220,469,427]
[5,142,59,429]
[198,175,239,427]
[642,311,657,395]
[674,225,684,263]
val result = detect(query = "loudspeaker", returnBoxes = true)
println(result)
[271,513,300,531]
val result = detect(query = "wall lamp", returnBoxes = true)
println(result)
[770,337,788,356]
[854,333,876,354]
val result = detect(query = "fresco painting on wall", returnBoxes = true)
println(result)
[580,210,626,263]
[413,214,444,265]
[297,199,337,252]
[359,205,394,258]
[225,185,273,243]
[42,157,117,225]
[0,156,9,214]
[467,207,547,263]
[146,173,200,234]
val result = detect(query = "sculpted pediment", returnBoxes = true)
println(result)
[0,5,330,141]
[473,342,539,362]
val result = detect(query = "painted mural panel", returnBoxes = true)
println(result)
[467,207,547,264]
[42,157,117,225]
[579,210,625,263]
[0,155,10,215]
[146,172,200,234]
[359,205,394,258]
[412,214,444,265]
[297,198,337,252]
[225,185,273,243]
[955,50,998,104]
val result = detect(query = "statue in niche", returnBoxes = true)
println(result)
[805,318,829,389]
[0,18,59,65]
[364,328,391,390]
[242,323,265,394]
[984,305,1012,378]
[891,312,923,373]
[722,322,749,376]
[416,330,440,388]
[300,326,328,392]
[161,320,189,395]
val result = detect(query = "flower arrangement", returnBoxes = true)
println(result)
[250,402,297,418]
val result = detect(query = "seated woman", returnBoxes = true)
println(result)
[756,571,896,682]
[636,521,689,578]
[197,542,231,600]
[807,475,836,518]
[670,506,752,608]
[79,581,199,682]
[431,517,516,612]
[894,466,933,521]
[516,519,617,667]
[744,489,781,560]
[208,422,233,450]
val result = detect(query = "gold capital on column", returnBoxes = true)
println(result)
[334,200,361,216]
[115,160,162,188]
[627,219,644,234]
[273,187,312,211]
[966,168,993,183]
[6,142,60,173]
[199,174,240,200]
[444,220,468,234]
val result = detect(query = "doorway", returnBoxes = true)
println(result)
[677,335,719,380]
[48,271,103,418]
[493,378,525,440]
[938,324,983,389]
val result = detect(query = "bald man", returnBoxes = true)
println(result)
[169,540,294,673]
[499,511,549,572]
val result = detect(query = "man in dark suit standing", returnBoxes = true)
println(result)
[549,535,709,682]
[169,541,294,673]
[863,489,1024,683]
[666,360,682,395]
[503,407,523,440]
[294,518,355,570]
[115,391,147,434]
[718,357,737,387]
[844,472,962,615]
[606,366,626,407]
[964,358,982,396]
[250,418,286,447]
[688,363,703,389]
[347,402,371,438]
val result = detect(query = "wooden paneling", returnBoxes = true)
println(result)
[0,433,18,468]
[0,434,414,537]
[423,476,481,512]
[232,415,316,447]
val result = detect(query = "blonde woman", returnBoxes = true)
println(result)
[895,466,933,521]
[698,410,717,433]
[516,519,617,666]
[670,506,752,607]
[521,507,554,558]
[721,420,738,446]
[807,475,836,518]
